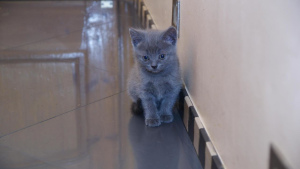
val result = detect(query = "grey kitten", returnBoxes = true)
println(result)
[127,26,182,127]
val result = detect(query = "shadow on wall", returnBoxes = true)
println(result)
[181,39,196,91]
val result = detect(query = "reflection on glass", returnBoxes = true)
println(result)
[101,1,113,9]
[80,1,115,69]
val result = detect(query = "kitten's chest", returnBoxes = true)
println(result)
[143,79,175,98]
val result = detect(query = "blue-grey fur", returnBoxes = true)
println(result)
[127,26,182,127]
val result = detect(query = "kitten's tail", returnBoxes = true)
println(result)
[131,99,144,116]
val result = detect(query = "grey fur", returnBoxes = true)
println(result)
[127,26,182,127]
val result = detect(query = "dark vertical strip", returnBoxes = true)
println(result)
[116,1,124,168]
[148,19,154,29]
[178,88,186,120]
[269,146,288,169]
[139,2,144,26]
[199,128,210,168]
[190,106,198,118]
[144,10,149,28]
[79,1,88,155]
[212,156,224,169]
[196,129,201,155]
[188,106,198,142]
[188,111,194,142]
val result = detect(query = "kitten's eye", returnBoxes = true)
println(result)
[159,54,165,60]
[143,56,149,61]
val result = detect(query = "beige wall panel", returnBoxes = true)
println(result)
[143,0,300,168]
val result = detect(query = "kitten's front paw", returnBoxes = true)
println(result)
[145,118,161,127]
[160,115,174,123]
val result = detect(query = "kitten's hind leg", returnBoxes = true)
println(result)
[128,82,139,102]
[131,98,144,115]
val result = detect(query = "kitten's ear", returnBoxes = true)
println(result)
[129,28,144,47]
[162,26,177,45]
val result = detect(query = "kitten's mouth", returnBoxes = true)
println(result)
[147,69,161,73]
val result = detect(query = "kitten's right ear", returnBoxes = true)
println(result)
[129,28,144,47]
[162,26,177,46]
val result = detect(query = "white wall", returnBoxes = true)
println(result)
[144,0,300,169]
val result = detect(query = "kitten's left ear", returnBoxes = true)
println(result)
[162,26,177,46]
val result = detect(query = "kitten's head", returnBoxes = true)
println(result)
[129,27,178,73]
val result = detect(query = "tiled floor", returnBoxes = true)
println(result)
[0,1,202,169]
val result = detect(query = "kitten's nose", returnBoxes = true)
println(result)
[151,65,157,69]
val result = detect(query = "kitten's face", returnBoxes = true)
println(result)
[129,27,177,73]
